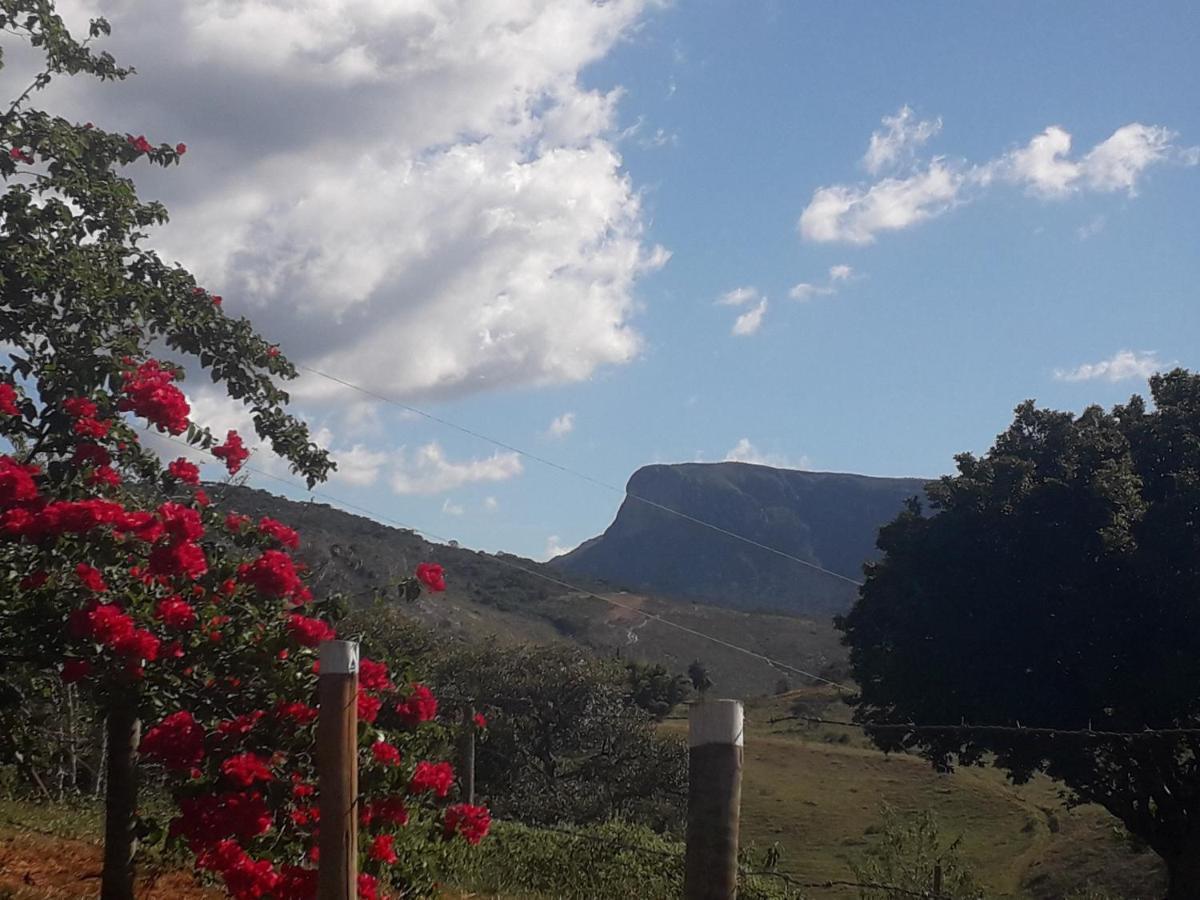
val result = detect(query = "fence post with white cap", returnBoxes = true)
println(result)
[684,698,744,900]
[318,639,359,900]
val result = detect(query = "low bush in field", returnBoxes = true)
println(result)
[443,820,802,899]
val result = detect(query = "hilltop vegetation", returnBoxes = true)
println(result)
[218,484,846,697]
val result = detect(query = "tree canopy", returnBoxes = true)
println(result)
[838,370,1200,897]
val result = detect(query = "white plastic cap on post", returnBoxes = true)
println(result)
[688,699,744,748]
[318,640,359,675]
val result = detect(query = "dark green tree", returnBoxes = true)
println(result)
[687,659,713,696]
[838,371,1200,898]
[625,660,692,720]
[436,645,688,831]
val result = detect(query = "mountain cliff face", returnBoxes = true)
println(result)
[552,462,927,615]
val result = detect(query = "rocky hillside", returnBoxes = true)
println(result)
[217,485,845,697]
[552,462,927,615]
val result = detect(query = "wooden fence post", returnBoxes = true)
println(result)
[318,640,359,900]
[459,704,476,805]
[684,699,744,900]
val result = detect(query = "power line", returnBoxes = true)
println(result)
[769,714,1200,739]
[154,432,854,694]
[300,364,866,589]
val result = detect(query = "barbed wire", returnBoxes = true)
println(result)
[769,714,1200,739]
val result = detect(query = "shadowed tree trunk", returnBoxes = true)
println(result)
[100,693,139,900]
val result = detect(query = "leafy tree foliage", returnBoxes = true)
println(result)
[624,659,692,720]
[435,644,688,831]
[838,371,1200,898]
[0,4,484,898]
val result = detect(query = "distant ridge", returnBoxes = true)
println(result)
[551,462,927,615]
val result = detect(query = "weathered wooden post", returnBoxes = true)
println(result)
[684,699,744,900]
[318,640,359,900]
[100,694,139,900]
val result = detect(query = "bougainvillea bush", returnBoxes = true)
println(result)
[0,3,486,897]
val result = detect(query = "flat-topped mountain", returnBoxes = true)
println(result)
[551,462,927,615]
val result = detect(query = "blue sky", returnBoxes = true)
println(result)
[37,1,1200,561]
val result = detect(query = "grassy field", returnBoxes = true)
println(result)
[693,689,1167,899]
[1,690,1168,899]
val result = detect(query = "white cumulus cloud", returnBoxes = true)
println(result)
[731,298,768,336]
[715,286,760,306]
[1054,350,1170,383]
[800,108,1196,244]
[546,412,576,438]
[724,438,809,469]
[441,498,465,516]
[862,105,942,175]
[47,0,664,406]
[389,442,523,495]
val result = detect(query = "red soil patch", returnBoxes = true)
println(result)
[0,831,218,899]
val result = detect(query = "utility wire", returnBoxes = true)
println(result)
[769,715,1200,739]
[155,432,854,694]
[300,364,866,589]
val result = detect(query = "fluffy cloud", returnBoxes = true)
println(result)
[715,286,760,306]
[389,442,523,495]
[724,438,809,469]
[862,105,942,175]
[789,264,856,300]
[441,499,465,516]
[1054,350,1169,383]
[731,299,768,336]
[799,160,964,244]
[546,412,576,438]
[800,108,1196,244]
[46,1,663,406]
[543,534,577,560]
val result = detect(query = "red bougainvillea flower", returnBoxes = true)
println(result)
[221,752,274,787]
[361,796,408,829]
[357,873,379,900]
[258,516,299,549]
[415,562,446,592]
[175,142,187,155]
[19,570,48,590]
[127,134,154,153]
[155,596,197,630]
[275,700,318,727]
[112,628,160,663]
[149,539,208,581]
[61,658,92,683]
[395,683,438,726]
[0,456,40,507]
[216,710,266,740]
[409,760,454,798]
[167,458,201,484]
[357,689,382,724]
[75,562,108,593]
[368,833,397,864]
[443,803,491,844]
[118,359,190,434]
[211,295,222,307]
[285,613,335,648]
[141,711,206,770]
[240,550,303,599]
[170,791,271,851]
[225,512,249,532]
[73,443,111,468]
[0,383,19,416]
[358,658,393,692]
[8,146,33,163]
[266,346,280,359]
[473,712,487,729]
[212,430,250,474]
[371,741,401,767]
[196,840,280,899]
[87,465,121,488]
